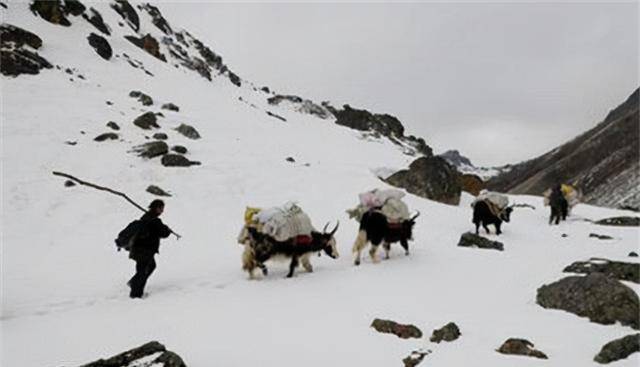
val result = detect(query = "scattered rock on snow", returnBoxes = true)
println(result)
[124,34,166,62]
[153,133,168,140]
[82,7,110,35]
[0,24,43,49]
[161,102,179,112]
[133,112,159,129]
[106,121,120,130]
[630,252,639,258]
[78,341,186,367]
[0,25,52,77]
[371,318,422,339]
[563,258,639,284]
[497,338,548,359]
[129,90,153,106]
[132,141,168,159]
[146,185,171,197]
[161,154,200,167]
[171,145,187,154]
[590,233,614,240]
[403,349,431,367]
[385,156,461,205]
[430,322,461,343]
[110,0,139,32]
[175,123,200,139]
[596,217,640,227]
[457,232,504,251]
[29,0,76,27]
[94,132,118,142]
[64,180,76,187]
[87,33,112,60]
[286,157,295,163]
[536,273,639,329]
[594,333,640,364]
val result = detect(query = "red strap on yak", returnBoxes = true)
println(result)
[295,235,312,245]
[387,222,403,230]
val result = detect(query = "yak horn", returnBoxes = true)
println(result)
[330,221,340,236]
[322,222,330,233]
[411,211,421,220]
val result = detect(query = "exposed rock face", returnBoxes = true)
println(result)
[403,349,431,367]
[82,7,109,35]
[563,258,639,284]
[497,338,548,359]
[0,24,43,49]
[132,141,168,158]
[594,333,640,364]
[266,111,286,122]
[142,3,172,34]
[487,88,640,210]
[77,341,186,367]
[536,273,639,329]
[1,24,52,77]
[146,185,171,197]
[430,322,461,343]
[162,103,180,112]
[161,154,200,167]
[457,232,504,251]
[110,0,139,32]
[371,318,423,339]
[125,34,166,62]
[267,95,333,119]
[106,121,120,130]
[87,33,112,60]
[333,104,404,137]
[94,132,118,141]
[30,0,83,27]
[440,150,473,168]
[459,174,484,196]
[595,217,640,227]
[175,123,200,139]
[133,112,159,129]
[589,233,614,240]
[385,156,461,205]
[129,90,153,106]
[171,145,187,154]
[153,133,168,140]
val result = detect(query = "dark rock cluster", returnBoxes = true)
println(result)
[595,216,640,227]
[496,338,548,359]
[386,156,461,205]
[129,90,153,106]
[78,341,185,367]
[457,232,504,251]
[594,333,639,364]
[175,124,201,139]
[125,34,166,62]
[87,33,112,60]
[133,112,159,130]
[30,0,84,27]
[430,322,461,343]
[563,258,639,284]
[371,318,422,339]
[110,0,139,32]
[1,24,52,76]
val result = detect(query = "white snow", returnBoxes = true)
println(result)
[2,3,639,367]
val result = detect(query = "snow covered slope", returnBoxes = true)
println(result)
[2,2,639,367]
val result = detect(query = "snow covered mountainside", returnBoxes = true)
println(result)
[2,2,639,367]
[439,149,511,180]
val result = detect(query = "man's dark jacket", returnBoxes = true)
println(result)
[130,212,171,260]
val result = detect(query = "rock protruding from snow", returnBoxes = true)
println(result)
[594,333,640,364]
[403,349,431,367]
[78,341,186,367]
[536,273,639,329]
[459,174,484,196]
[497,338,548,359]
[171,145,187,154]
[595,216,640,227]
[110,0,139,32]
[94,132,118,142]
[371,318,422,339]
[125,34,166,62]
[563,258,639,284]
[129,91,153,106]
[386,156,461,205]
[142,3,172,35]
[30,0,84,27]
[161,154,200,167]
[146,185,171,197]
[267,95,333,119]
[82,7,110,35]
[161,103,180,112]
[175,123,201,139]
[132,141,168,159]
[0,24,52,77]
[153,133,168,140]
[1,24,43,49]
[106,121,119,130]
[589,233,614,240]
[133,112,159,129]
[87,33,112,60]
[429,322,461,343]
[457,232,504,251]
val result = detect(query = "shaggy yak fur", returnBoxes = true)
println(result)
[242,224,339,279]
[472,200,512,235]
[352,210,419,265]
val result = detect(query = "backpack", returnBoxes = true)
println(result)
[115,220,145,251]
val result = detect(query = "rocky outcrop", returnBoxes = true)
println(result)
[125,34,166,62]
[332,104,404,137]
[563,258,639,284]
[161,154,200,167]
[371,318,422,339]
[87,33,112,60]
[132,141,168,159]
[497,338,548,359]
[430,322,461,343]
[594,333,640,364]
[77,341,185,367]
[171,145,187,154]
[536,273,639,329]
[589,233,614,240]
[110,0,139,32]
[129,90,153,106]
[153,133,168,140]
[0,24,43,49]
[30,0,85,27]
[146,185,171,197]
[385,156,461,205]
[459,174,484,196]
[595,217,640,227]
[106,121,120,130]
[403,349,431,367]
[162,103,179,112]
[175,123,200,139]
[142,3,172,34]
[82,7,109,35]
[267,95,333,119]
[457,232,504,251]
[94,132,118,142]
[1,24,52,76]
[133,112,159,129]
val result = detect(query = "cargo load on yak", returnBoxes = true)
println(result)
[543,184,581,208]
[347,188,410,223]
[472,190,509,217]
[239,202,315,243]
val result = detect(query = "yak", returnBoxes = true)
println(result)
[472,200,513,235]
[352,210,420,265]
[242,223,339,278]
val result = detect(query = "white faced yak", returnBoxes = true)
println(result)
[472,200,513,235]
[352,211,420,265]
[242,223,339,279]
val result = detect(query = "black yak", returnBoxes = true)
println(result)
[472,200,512,235]
[352,210,420,265]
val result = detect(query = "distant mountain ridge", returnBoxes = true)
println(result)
[487,88,640,210]
[439,149,511,181]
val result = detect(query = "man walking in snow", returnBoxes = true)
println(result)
[128,199,172,298]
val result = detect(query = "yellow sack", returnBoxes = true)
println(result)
[244,207,261,226]
[561,184,575,196]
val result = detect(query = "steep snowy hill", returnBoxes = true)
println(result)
[2,2,639,367]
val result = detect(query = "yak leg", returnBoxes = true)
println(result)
[475,221,480,235]
[287,256,299,278]
[483,222,491,234]
[383,242,391,259]
[400,239,409,255]
[495,222,502,235]
[549,208,555,225]
[300,254,313,272]
[369,244,380,263]
[352,230,368,266]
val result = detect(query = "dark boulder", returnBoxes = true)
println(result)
[266,111,286,122]
[286,157,295,163]
[1,47,52,76]
[142,4,172,34]
[589,233,614,240]
[87,33,112,60]
[385,156,461,205]
[133,112,159,130]
[228,71,241,86]
[94,132,118,142]
[106,121,119,130]
[596,217,640,227]
[77,341,185,367]
[594,333,640,364]
[161,154,200,167]
[110,0,139,32]
[563,258,639,284]
[129,90,153,106]
[146,185,171,197]
[171,145,187,154]
[132,141,168,159]
[161,103,179,112]
[0,24,43,49]
[125,34,166,62]
[30,0,71,26]
[333,104,404,137]
[457,232,504,251]
[175,123,200,139]
[64,180,76,187]
[630,252,639,258]
[370,318,422,339]
[403,349,431,367]
[536,273,639,329]
[497,338,548,359]
[153,133,168,140]
[459,174,484,196]
[430,322,461,343]
[82,7,110,35]
[63,0,85,16]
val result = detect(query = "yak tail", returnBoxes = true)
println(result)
[352,230,368,253]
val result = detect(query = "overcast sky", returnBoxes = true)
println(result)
[160,1,638,166]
